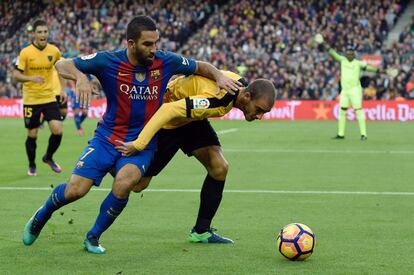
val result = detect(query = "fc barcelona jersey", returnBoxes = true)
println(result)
[73,49,196,149]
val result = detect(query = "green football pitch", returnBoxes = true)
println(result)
[0,118,413,274]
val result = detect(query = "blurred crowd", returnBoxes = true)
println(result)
[380,20,414,99]
[0,0,413,100]
[181,0,413,100]
[0,0,222,98]
[0,1,46,43]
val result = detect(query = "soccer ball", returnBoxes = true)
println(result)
[276,223,315,261]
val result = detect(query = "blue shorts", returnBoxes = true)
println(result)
[72,136,154,186]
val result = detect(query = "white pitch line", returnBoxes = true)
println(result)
[0,187,413,196]
[216,128,239,135]
[223,148,414,154]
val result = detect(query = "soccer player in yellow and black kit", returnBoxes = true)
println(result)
[325,43,383,140]
[115,71,276,243]
[12,20,64,176]
[39,66,67,127]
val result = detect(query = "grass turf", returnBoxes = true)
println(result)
[0,118,413,274]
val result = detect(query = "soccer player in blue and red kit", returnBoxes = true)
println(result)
[22,16,242,254]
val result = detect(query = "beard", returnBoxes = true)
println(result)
[135,49,154,66]
[35,39,47,49]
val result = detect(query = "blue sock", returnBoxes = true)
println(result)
[87,191,128,239]
[80,113,87,123]
[74,114,82,130]
[35,183,68,227]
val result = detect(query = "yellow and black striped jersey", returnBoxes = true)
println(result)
[15,43,61,104]
[133,71,247,150]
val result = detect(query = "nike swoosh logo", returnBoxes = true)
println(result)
[118,72,130,76]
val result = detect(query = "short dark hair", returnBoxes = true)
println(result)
[33,20,47,31]
[126,16,157,41]
[245,79,276,102]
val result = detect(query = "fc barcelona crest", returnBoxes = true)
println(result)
[135,72,145,82]
[76,160,84,169]
[48,55,53,62]
[150,70,160,80]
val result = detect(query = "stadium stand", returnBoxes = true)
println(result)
[180,0,411,100]
[0,0,223,98]
[382,15,414,99]
[0,0,412,100]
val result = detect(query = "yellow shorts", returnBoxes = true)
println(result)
[340,86,362,109]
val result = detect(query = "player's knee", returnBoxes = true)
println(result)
[28,128,38,138]
[209,159,229,180]
[65,182,89,200]
[51,127,63,135]
[60,109,68,117]
[65,175,93,200]
[114,165,141,196]
[132,177,152,193]
[48,120,63,135]
[28,132,38,139]
[113,178,136,198]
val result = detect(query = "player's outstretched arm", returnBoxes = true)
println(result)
[326,46,344,62]
[320,38,343,62]
[365,65,381,73]
[55,59,84,80]
[322,40,331,50]
[55,59,92,108]
[195,61,243,94]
